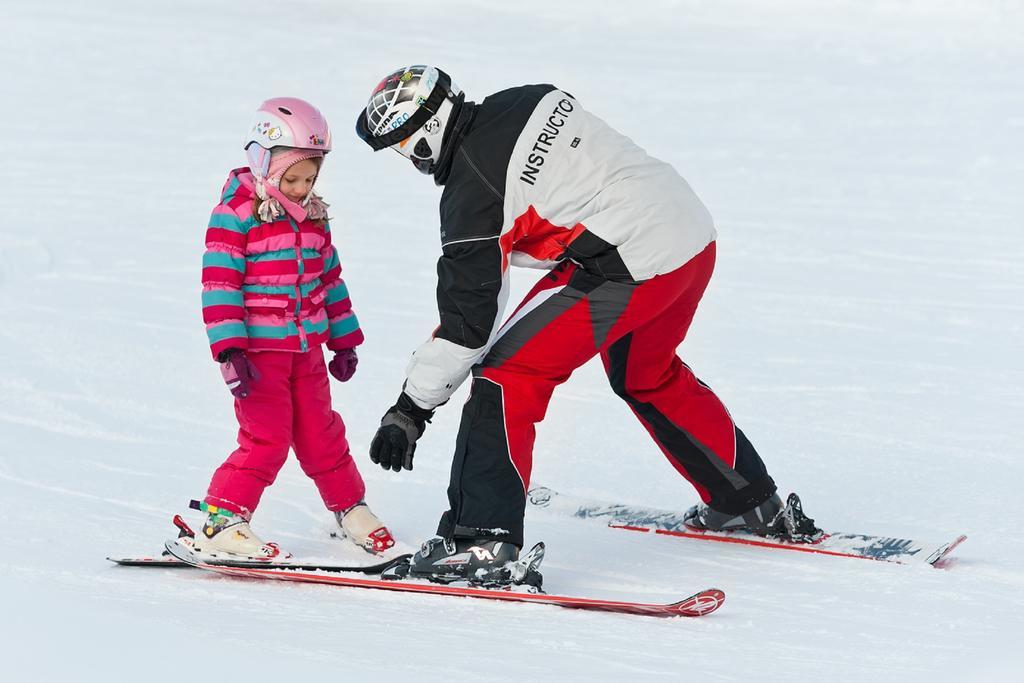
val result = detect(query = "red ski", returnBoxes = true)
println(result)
[167,542,724,618]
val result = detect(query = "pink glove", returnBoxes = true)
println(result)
[220,349,259,399]
[328,348,358,382]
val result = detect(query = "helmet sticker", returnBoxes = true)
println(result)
[424,117,441,135]
[245,96,331,163]
[373,110,411,136]
[391,112,410,130]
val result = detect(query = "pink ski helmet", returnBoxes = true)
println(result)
[244,97,332,181]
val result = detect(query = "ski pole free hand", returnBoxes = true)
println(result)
[369,392,434,472]
[219,349,259,399]
[328,347,359,382]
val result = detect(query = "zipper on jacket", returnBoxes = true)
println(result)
[289,217,308,352]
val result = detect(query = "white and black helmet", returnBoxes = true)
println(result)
[355,65,463,174]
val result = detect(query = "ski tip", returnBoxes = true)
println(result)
[671,588,726,617]
[107,555,191,568]
[927,534,968,567]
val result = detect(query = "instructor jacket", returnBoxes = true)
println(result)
[405,85,716,409]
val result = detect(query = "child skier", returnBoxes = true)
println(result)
[196,97,393,560]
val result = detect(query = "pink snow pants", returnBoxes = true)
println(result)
[205,347,365,518]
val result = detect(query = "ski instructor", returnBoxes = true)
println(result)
[356,65,801,585]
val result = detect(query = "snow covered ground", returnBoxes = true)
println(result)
[2,0,1022,679]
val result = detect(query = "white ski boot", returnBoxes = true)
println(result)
[189,506,285,560]
[334,502,396,554]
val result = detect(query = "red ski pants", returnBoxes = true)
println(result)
[438,242,775,547]
[205,347,365,518]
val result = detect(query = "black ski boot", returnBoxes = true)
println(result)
[684,494,784,534]
[382,536,544,590]
[684,493,823,543]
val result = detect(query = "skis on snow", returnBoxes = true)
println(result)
[527,485,966,567]
[163,539,724,618]
[108,514,406,574]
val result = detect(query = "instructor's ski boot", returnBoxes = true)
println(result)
[769,493,824,542]
[684,494,783,534]
[189,505,285,560]
[382,536,544,590]
[684,493,823,543]
[333,501,396,554]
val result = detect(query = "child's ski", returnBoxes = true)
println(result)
[165,540,724,618]
[527,485,966,566]
[108,515,202,569]
[108,514,404,574]
[162,537,405,573]
[107,553,190,568]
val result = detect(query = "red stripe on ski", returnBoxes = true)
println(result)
[610,524,968,566]
[200,564,725,618]
[610,524,881,561]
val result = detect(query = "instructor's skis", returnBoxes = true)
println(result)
[527,485,966,567]
[164,540,724,619]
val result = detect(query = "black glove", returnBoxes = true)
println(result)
[370,392,434,472]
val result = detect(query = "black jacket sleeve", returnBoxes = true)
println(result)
[402,85,554,409]
[435,237,503,350]
[403,146,506,409]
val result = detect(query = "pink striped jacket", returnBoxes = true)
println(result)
[201,168,364,360]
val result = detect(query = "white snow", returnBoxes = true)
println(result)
[2,0,1022,680]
